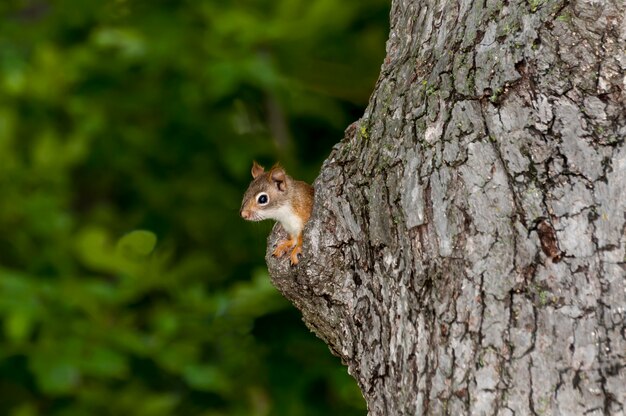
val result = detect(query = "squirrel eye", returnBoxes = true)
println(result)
[257,193,269,205]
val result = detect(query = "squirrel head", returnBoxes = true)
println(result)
[240,161,290,221]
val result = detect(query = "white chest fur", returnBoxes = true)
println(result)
[265,205,303,238]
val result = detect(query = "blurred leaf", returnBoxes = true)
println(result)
[116,230,158,259]
[31,359,80,395]
[92,27,146,59]
[74,226,115,272]
[9,403,38,416]
[4,311,34,344]
[155,342,199,373]
[183,364,231,394]
[81,346,128,378]
[137,394,180,416]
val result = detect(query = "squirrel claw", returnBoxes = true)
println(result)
[289,245,302,265]
[273,239,295,258]
[273,235,303,265]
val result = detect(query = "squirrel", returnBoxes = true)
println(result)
[240,161,315,265]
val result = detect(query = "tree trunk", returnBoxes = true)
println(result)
[267,0,625,413]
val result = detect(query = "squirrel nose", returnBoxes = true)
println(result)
[240,209,250,220]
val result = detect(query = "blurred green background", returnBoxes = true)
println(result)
[0,0,388,415]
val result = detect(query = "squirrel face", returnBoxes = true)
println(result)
[240,161,291,222]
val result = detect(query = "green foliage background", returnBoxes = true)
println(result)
[0,1,388,414]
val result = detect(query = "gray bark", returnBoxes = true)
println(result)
[267,0,626,414]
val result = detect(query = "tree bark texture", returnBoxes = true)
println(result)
[267,0,625,414]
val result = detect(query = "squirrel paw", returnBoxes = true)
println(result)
[273,239,295,258]
[289,245,302,265]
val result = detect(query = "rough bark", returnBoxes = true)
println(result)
[267,0,625,414]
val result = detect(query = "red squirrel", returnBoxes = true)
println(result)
[240,161,314,265]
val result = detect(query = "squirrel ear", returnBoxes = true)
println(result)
[271,166,287,191]
[251,161,265,178]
